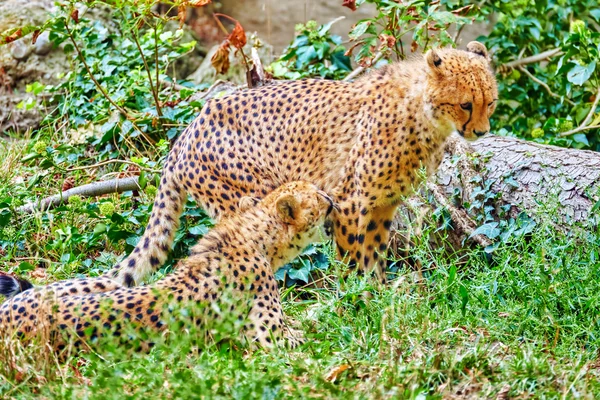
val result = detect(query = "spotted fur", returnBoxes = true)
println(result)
[0,182,336,351]
[3,41,497,299]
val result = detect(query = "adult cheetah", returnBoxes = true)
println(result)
[1,41,497,298]
[0,181,337,351]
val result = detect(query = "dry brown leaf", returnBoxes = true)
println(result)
[178,5,187,29]
[379,33,396,49]
[188,0,212,6]
[324,364,350,383]
[3,28,23,45]
[62,177,75,192]
[228,21,246,50]
[211,41,231,75]
[30,268,48,280]
[411,40,419,53]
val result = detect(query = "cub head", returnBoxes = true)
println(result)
[264,181,338,268]
[424,41,498,141]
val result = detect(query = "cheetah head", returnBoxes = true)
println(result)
[266,181,338,268]
[424,41,498,141]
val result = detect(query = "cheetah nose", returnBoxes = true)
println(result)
[474,130,488,137]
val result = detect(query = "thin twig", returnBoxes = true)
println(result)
[131,28,163,118]
[64,20,156,145]
[582,87,600,128]
[559,124,600,137]
[66,159,161,173]
[343,51,385,81]
[158,78,192,92]
[518,66,576,106]
[502,48,563,69]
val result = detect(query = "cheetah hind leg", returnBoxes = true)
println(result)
[107,154,187,287]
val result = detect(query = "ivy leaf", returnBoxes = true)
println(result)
[189,225,209,236]
[572,133,590,147]
[288,266,310,283]
[567,61,596,86]
[470,222,501,240]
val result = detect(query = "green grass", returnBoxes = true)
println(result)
[1,138,600,399]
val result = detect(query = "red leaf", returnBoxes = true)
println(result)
[71,9,79,24]
[342,0,356,11]
[228,21,246,50]
[31,30,41,45]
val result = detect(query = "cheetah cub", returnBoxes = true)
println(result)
[0,181,337,351]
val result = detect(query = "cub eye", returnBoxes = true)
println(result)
[460,102,472,110]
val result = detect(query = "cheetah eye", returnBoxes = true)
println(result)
[488,100,496,107]
[460,102,472,111]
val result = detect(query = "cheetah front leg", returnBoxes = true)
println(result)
[332,201,397,283]
[245,276,303,348]
[331,199,366,274]
[360,204,398,284]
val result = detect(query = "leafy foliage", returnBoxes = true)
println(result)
[270,20,352,80]
[480,0,600,150]
[347,0,476,65]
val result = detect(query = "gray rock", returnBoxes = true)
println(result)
[9,39,32,60]
[33,31,53,56]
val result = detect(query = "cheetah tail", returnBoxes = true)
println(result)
[0,272,34,298]
[106,152,186,287]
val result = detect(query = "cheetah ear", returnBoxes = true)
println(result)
[466,41,488,58]
[276,194,300,225]
[239,196,261,212]
[425,48,443,74]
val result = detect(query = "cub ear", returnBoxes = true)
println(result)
[239,196,261,212]
[276,194,299,225]
[466,41,488,58]
[425,48,443,74]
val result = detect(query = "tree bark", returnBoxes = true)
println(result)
[391,135,600,256]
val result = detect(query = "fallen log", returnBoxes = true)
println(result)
[391,134,600,257]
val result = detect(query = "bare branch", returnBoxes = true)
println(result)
[66,159,160,173]
[502,48,562,70]
[17,177,142,214]
[518,66,575,106]
[560,124,600,137]
[343,51,385,82]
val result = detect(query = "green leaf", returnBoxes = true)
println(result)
[567,61,596,86]
[0,208,10,228]
[17,262,35,273]
[189,225,209,236]
[288,267,310,283]
[447,265,457,286]
[572,133,590,146]
[331,51,352,72]
[295,45,317,68]
[470,222,501,240]
[94,223,108,234]
[459,284,469,316]
[350,21,371,39]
